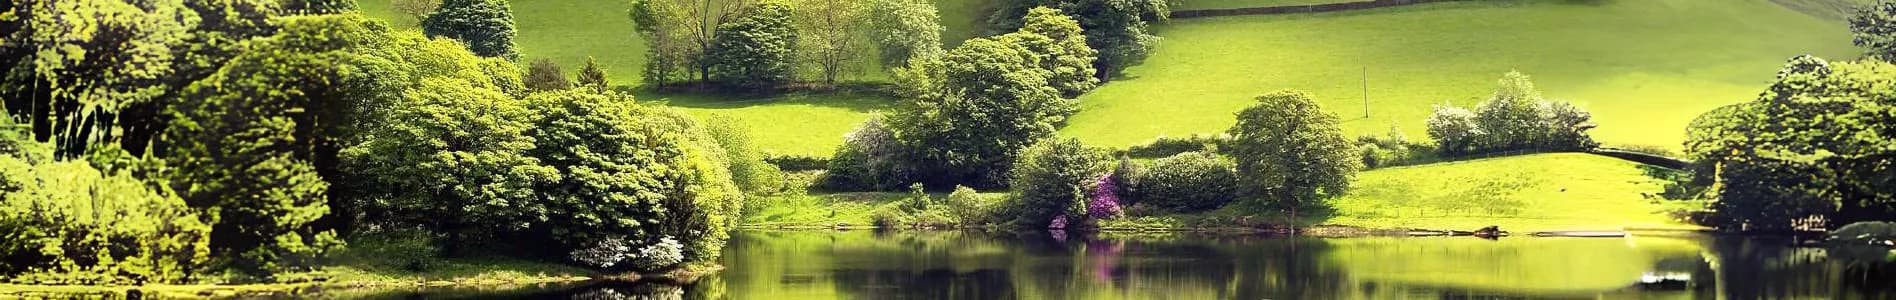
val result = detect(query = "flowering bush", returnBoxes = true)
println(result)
[1089,174,1123,219]
[632,236,686,271]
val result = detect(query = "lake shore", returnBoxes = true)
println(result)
[0,262,723,299]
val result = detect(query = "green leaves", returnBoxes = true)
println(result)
[422,0,517,59]
[1852,1,1896,61]
[1226,90,1360,212]
[708,0,799,89]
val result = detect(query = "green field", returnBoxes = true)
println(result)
[1065,0,1857,151]
[359,0,1860,156]
[1325,153,1694,232]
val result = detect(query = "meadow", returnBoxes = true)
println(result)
[1064,0,1859,151]
[1324,153,1694,232]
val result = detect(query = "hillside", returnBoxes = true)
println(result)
[1065,0,1857,151]
[358,0,1859,156]
[1325,153,1694,232]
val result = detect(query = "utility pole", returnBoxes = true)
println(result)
[1362,66,1370,118]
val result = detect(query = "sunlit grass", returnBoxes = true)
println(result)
[1174,0,1360,11]
[1063,0,1857,152]
[1327,153,1697,232]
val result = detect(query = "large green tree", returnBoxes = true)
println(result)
[523,90,743,265]
[422,0,518,59]
[1225,90,1360,226]
[864,0,945,69]
[1685,55,1896,231]
[891,36,1072,188]
[1008,138,1109,228]
[707,0,798,89]
[990,0,1168,79]
[791,0,866,85]
[1008,6,1098,98]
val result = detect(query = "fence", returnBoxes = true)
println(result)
[1170,0,1473,19]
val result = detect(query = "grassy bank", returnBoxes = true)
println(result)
[1065,0,1855,152]
[746,153,1700,233]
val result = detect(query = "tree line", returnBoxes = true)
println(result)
[1,0,760,284]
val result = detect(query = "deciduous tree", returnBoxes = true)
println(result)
[1225,90,1360,226]
[422,0,518,58]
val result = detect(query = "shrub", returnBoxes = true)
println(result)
[706,115,785,195]
[763,153,829,171]
[946,186,992,225]
[631,236,685,271]
[824,117,911,191]
[1428,72,1597,156]
[1089,174,1123,219]
[708,0,799,90]
[1124,134,1226,158]
[0,158,211,285]
[525,58,573,91]
[1131,152,1239,212]
[1426,103,1483,156]
[1008,138,1110,228]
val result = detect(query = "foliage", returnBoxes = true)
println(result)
[1355,127,1431,169]
[0,0,194,158]
[865,0,946,69]
[891,36,1072,188]
[1010,7,1099,98]
[946,185,994,225]
[422,0,517,58]
[706,115,785,195]
[392,0,442,22]
[990,0,1169,79]
[1089,173,1123,219]
[1427,71,1597,156]
[280,0,357,15]
[1225,90,1360,221]
[708,0,800,90]
[477,57,528,98]
[763,153,829,171]
[1007,138,1110,228]
[522,90,744,264]
[525,58,574,91]
[1684,56,1896,231]
[164,15,377,274]
[1131,152,1240,213]
[575,56,610,91]
[0,155,210,285]
[823,116,912,191]
[1852,1,1896,61]
[1123,134,1226,159]
[791,0,868,85]
[628,0,698,87]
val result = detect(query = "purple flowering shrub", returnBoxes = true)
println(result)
[1089,174,1123,219]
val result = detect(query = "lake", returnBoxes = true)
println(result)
[355,230,1895,299]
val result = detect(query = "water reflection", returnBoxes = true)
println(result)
[358,230,1895,299]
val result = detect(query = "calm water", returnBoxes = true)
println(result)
[354,230,1895,299]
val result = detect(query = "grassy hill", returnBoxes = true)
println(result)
[1065,0,1857,151]
[1325,153,1694,232]
[357,0,1859,157]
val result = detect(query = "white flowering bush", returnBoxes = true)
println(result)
[632,236,685,271]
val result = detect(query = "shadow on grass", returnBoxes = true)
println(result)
[625,83,904,113]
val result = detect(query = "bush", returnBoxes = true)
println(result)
[523,90,744,265]
[706,115,785,195]
[1131,152,1239,212]
[1428,72,1597,156]
[708,0,799,90]
[946,186,993,225]
[1008,138,1110,228]
[0,158,211,285]
[763,153,829,171]
[1124,134,1226,158]
[824,117,911,191]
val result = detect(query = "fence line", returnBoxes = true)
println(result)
[1170,0,1473,19]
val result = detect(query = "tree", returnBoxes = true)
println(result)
[1008,138,1109,228]
[630,0,698,87]
[1009,7,1098,98]
[164,15,389,273]
[392,0,443,22]
[891,37,1072,188]
[991,0,1169,79]
[1473,71,1547,150]
[523,90,744,265]
[792,0,867,85]
[1685,55,1896,231]
[704,115,783,195]
[1851,1,1896,61]
[1131,152,1240,212]
[824,116,913,191]
[864,0,945,69]
[342,76,556,255]
[422,0,518,59]
[0,0,193,158]
[576,56,610,91]
[1425,103,1483,156]
[708,0,798,89]
[1225,90,1360,226]
[280,0,356,15]
[525,58,574,91]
